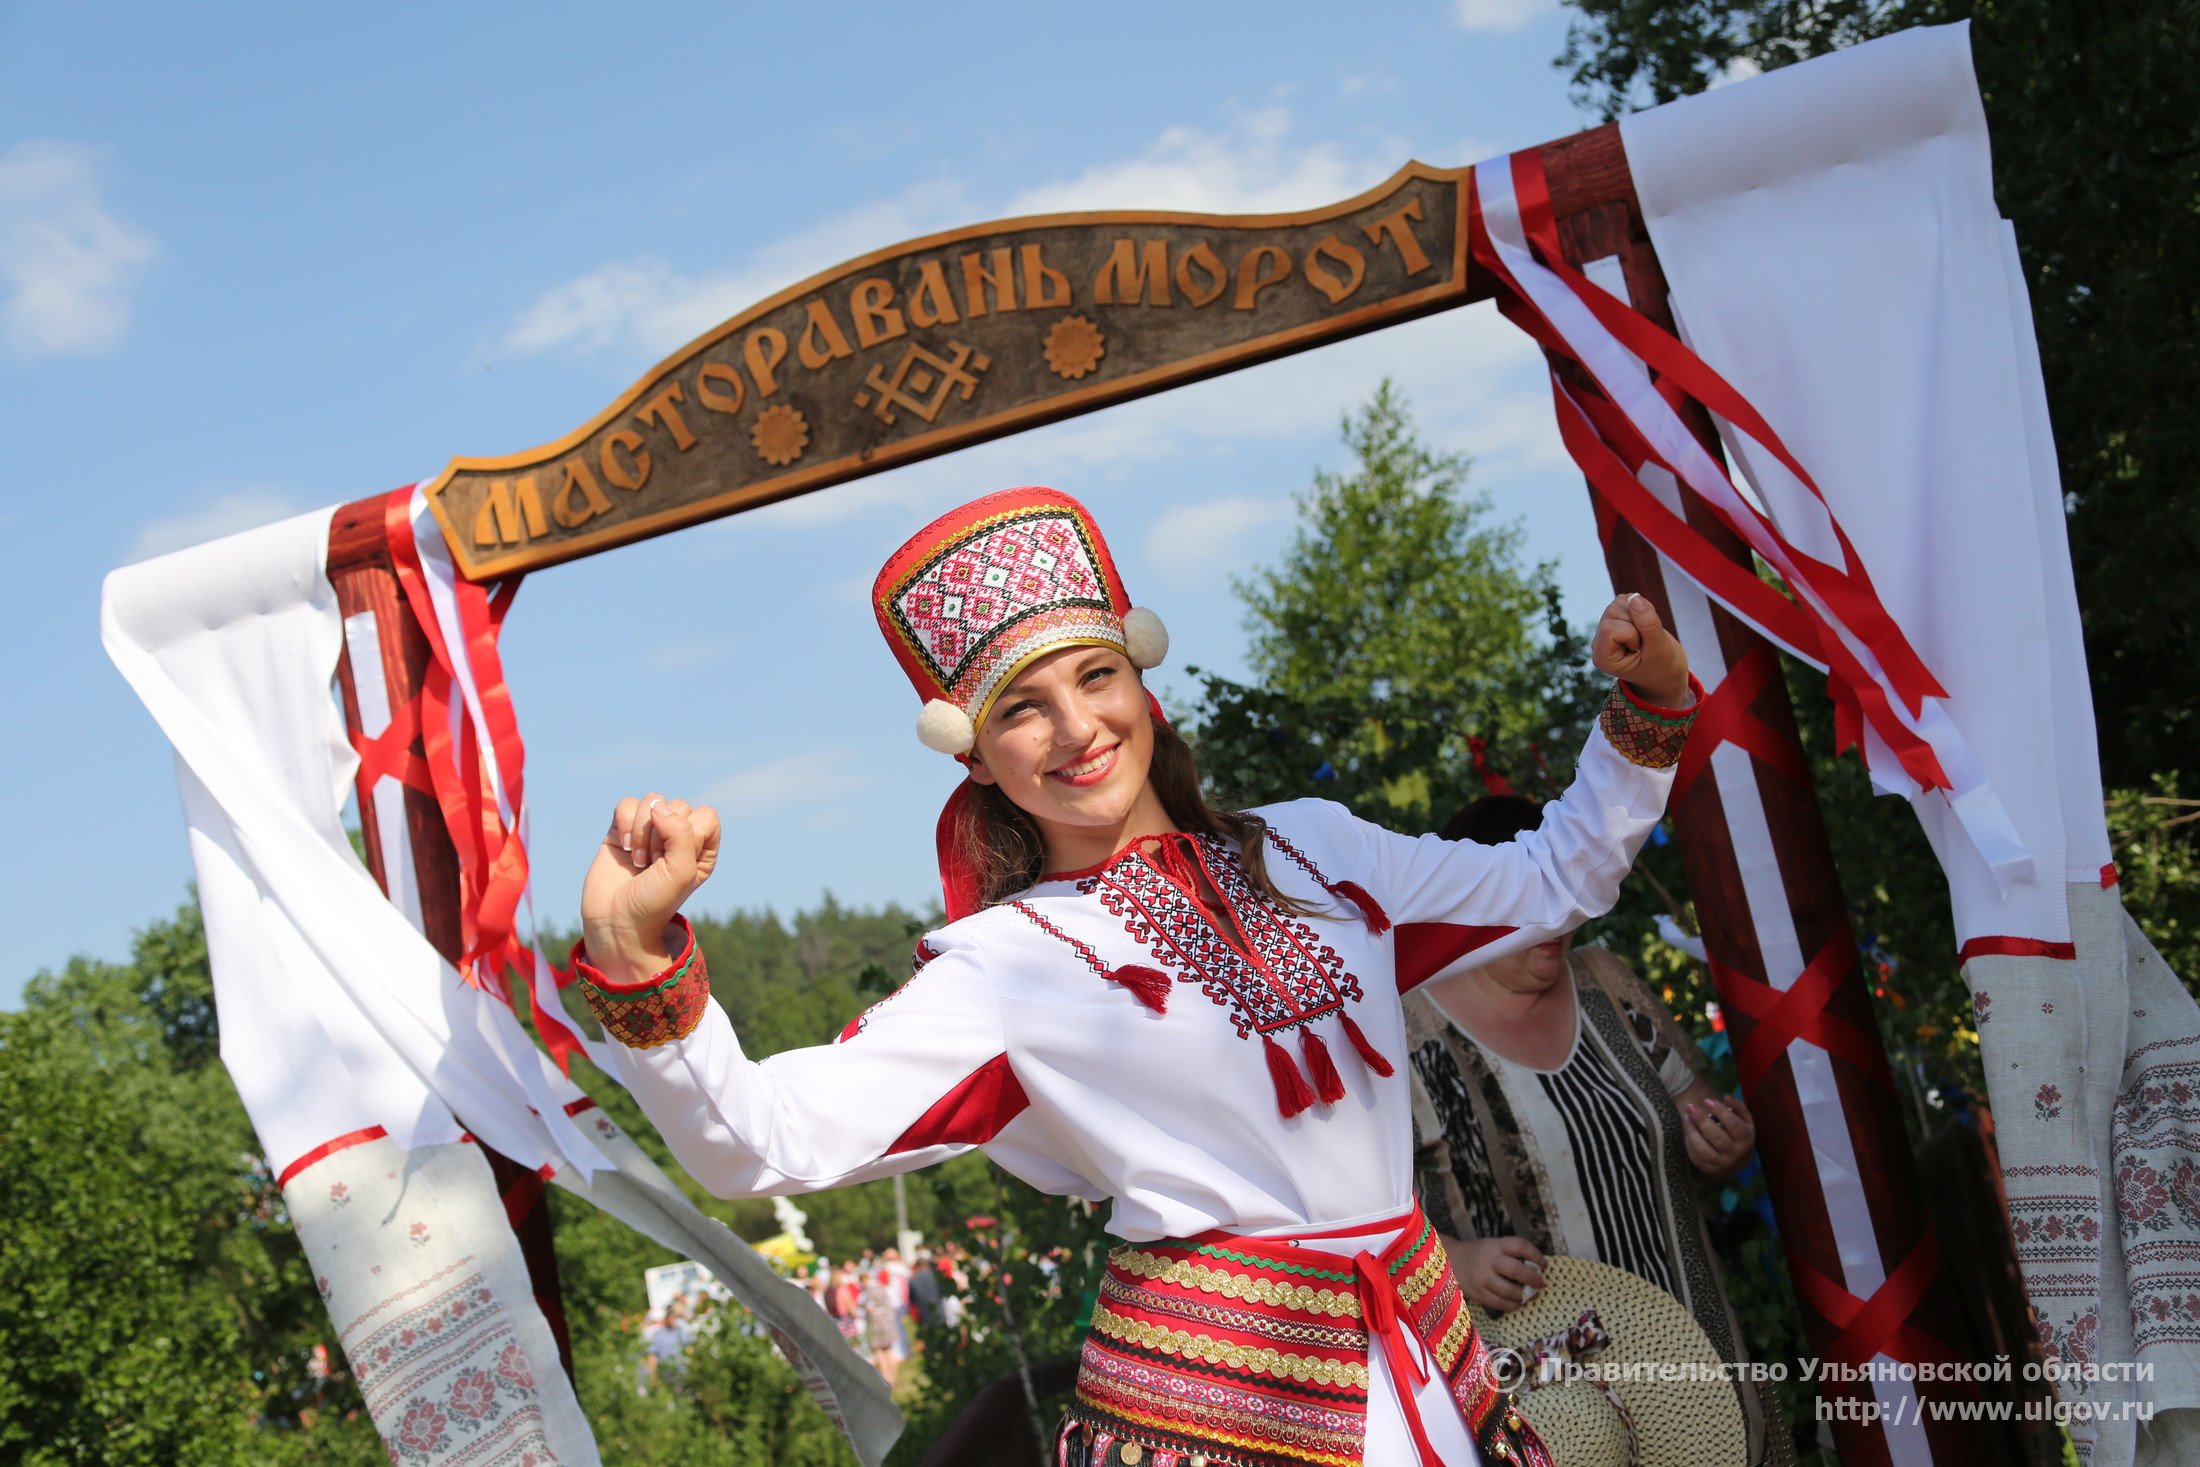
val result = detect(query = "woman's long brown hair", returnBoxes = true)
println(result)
[950,712,1323,914]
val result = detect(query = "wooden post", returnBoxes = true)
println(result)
[1551,200,1995,1463]
[325,497,575,1384]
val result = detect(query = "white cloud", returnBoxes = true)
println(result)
[1002,106,1395,217]
[705,748,873,821]
[496,107,1403,366]
[1339,72,1399,100]
[1145,497,1292,587]
[498,178,973,363]
[1451,0,1560,35]
[0,141,156,360]
[122,488,301,564]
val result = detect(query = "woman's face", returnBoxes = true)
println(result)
[968,644,1168,864]
[1482,932,1575,995]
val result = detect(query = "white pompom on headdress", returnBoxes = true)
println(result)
[915,698,977,756]
[1121,606,1169,669]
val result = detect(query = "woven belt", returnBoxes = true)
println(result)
[1065,1203,1551,1467]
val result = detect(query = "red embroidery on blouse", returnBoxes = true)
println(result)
[1081,834,1363,1039]
[886,1053,1028,1154]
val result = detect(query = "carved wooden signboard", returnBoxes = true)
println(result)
[425,163,1471,579]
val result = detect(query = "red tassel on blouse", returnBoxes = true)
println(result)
[1300,1028,1348,1105]
[1340,1011,1397,1077]
[1107,964,1171,1014]
[1327,880,1392,935]
[1263,1033,1317,1118]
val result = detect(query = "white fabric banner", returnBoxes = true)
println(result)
[102,506,901,1465]
[102,509,589,1176]
[1619,21,2108,947]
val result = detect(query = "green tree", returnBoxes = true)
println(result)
[887,1168,1113,1467]
[1193,380,1602,830]
[1556,0,2200,797]
[0,899,380,1465]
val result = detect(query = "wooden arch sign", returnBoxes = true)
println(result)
[426,163,1476,579]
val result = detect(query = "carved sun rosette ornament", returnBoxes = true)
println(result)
[1043,314,1106,380]
[750,403,811,466]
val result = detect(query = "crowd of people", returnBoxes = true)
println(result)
[800,1244,974,1387]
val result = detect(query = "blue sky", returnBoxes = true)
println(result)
[2,0,1628,1004]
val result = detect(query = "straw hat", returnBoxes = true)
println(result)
[1468,1255,1748,1467]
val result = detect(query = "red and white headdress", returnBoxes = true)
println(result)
[872,486,1168,755]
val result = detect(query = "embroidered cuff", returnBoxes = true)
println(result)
[1599,674,1702,769]
[572,916,709,1049]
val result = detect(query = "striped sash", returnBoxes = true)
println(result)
[1064,1203,1551,1466]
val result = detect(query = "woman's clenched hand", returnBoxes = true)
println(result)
[579,793,721,983]
[1591,593,1692,708]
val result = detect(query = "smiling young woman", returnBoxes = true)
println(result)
[573,485,1701,1467]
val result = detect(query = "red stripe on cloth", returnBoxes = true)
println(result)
[1715,937,1893,1094]
[1393,922,1517,993]
[1672,644,1809,803]
[1255,1208,1421,1243]
[2102,863,2119,889]
[276,1125,390,1188]
[886,1053,1028,1155]
[563,1097,599,1117]
[1958,936,2077,962]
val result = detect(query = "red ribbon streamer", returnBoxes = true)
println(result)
[349,695,435,797]
[1352,1252,1445,1467]
[378,489,587,1073]
[1790,1232,1968,1383]
[1467,161,1954,798]
[1504,152,1947,719]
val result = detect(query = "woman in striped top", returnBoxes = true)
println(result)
[1407,793,1793,1467]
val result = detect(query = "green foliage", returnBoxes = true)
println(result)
[1193,381,1602,831]
[2107,777,2200,987]
[0,898,377,1465]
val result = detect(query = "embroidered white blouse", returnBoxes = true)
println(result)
[599,724,1676,1245]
